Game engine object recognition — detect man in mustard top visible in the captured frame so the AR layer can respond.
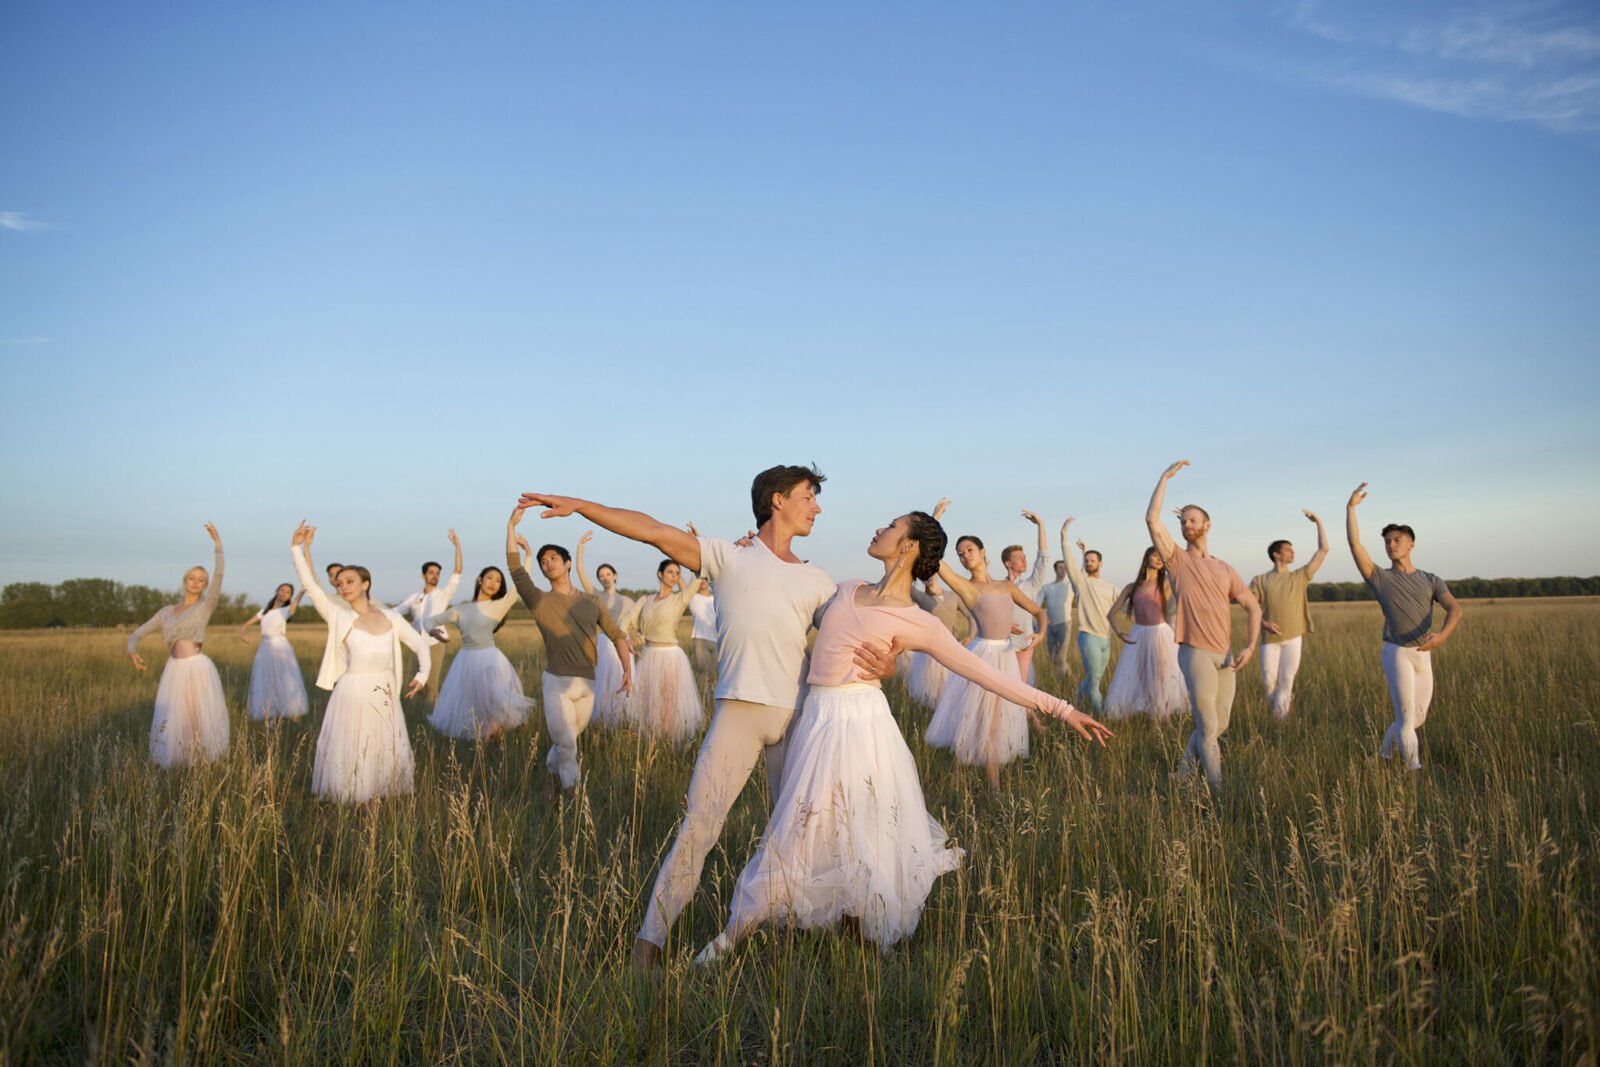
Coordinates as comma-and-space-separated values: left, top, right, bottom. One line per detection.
1249, 510, 1329, 720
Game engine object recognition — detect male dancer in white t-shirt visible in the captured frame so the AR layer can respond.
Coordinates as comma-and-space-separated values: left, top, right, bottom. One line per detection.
688, 577, 717, 684
520, 464, 897, 969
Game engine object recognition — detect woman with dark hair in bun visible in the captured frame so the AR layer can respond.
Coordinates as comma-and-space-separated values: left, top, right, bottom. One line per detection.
425, 565, 532, 741
693, 510, 1111, 965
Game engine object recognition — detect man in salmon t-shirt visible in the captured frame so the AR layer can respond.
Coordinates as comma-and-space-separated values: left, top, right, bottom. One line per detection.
1145, 460, 1263, 789
518, 464, 896, 969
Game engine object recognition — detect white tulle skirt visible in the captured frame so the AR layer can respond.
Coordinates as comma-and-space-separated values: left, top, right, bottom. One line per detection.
150, 653, 230, 768
592, 633, 626, 726
726, 684, 964, 946
247, 635, 308, 720
313, 671, 415, 803
625, 644, 704, 744
906, 651, 949, 710
1104, 622, 1189, 721
925, 637, 1028, 768
428, 647, 533, 739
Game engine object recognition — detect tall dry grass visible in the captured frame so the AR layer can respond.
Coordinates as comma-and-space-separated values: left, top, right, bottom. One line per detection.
0, 599, 1596, 1063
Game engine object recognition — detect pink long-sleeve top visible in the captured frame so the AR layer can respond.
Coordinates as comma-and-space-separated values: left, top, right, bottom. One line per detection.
808, 580, 1074, 718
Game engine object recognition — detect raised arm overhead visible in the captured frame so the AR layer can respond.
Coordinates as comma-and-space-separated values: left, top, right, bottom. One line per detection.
1345, 483, 1377, 579
1146, 461, 1187, 560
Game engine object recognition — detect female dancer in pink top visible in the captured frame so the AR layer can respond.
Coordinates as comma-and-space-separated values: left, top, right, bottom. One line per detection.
1104, 547, 1189, 720
694, 510, 1111, 963
924, 523, 1049, 785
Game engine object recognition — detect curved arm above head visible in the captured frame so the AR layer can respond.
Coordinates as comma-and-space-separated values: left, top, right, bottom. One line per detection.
292, 537, 342, 626
574, 530, 596, 595
1146, 462, 1186, 561
1302, 510, 1330, 578
518, 492, 702, 572
1345, 483, 1377, 580
448, 528, 462, 578
287, 588, 306, 616
201, 534, 225, 610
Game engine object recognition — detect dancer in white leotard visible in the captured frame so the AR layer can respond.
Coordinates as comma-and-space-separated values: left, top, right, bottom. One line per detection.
127, 523, 231, 767
240, 582, 309, 720
291, 522, 430, 804
426, 565, 533, 740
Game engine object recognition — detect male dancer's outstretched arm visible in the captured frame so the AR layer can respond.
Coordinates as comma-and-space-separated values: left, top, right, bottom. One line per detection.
1146, 461, 1188, 560
1345, 483, 1377, 579
520, 493, 701, 572
1303, 510, 1330, 578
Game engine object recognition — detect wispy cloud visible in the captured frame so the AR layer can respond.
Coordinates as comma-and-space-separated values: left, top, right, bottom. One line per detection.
0, 211, 52, 233
1286, 1, 1600, 136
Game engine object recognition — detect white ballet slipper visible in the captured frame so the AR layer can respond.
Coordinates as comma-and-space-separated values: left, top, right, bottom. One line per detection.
693, 932, 735, 968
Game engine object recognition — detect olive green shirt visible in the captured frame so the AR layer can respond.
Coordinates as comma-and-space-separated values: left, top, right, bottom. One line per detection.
1249, 567, 1315, 644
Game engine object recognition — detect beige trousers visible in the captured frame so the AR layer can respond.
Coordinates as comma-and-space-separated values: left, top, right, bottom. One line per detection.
637, 697, 796, 947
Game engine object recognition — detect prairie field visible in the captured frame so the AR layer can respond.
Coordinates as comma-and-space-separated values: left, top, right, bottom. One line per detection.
1, 598, 1597, 1064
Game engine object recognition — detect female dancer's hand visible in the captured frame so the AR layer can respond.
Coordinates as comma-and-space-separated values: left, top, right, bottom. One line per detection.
292, 521, 316, 547
1054, 701, 1113, 746
1027, 630, 1046, 651
578, 530, 593, 547
932, 498, 951, 520
1347, 482, 1368, 508
204, 521, 221, 545
404, 679, 425, 699
1113, 629, 1135, 645
128, 652, 146, 671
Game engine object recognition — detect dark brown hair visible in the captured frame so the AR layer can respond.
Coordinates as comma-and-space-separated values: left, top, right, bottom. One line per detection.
750, 464, 826, 527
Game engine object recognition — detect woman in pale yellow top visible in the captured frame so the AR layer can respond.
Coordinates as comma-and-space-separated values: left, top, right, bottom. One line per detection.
623, 559, 705, 744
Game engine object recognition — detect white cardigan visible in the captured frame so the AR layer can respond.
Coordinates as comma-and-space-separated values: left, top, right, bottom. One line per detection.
292, 545, 430, 695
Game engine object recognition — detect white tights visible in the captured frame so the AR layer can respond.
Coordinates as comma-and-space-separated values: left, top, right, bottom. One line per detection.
1259, 637, 1303, 720
1379, 642, 1434, 770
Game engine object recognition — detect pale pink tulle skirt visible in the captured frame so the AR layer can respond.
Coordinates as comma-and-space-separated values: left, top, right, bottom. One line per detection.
313, 671, 414, 803
727, 683, 964, 946
624, 644, 704, 744
925, 637, 1029, 768
247, 635, 309, 720
428, 647, 533, 739
150, 653, 231, 768
1104, 622, 1189, 721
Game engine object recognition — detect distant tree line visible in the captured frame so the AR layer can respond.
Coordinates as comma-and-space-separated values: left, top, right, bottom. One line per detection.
0, 579, 260, 629
1, 574, 1596, 630
1308, 576, 1600, 602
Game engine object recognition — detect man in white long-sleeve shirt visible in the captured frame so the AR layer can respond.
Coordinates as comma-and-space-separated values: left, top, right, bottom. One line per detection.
688, 578, 718, 685
394, 530, 461, 697
1005, 509, 1052, 684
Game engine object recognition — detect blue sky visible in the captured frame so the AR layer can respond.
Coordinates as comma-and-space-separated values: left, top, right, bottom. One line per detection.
3, 1, 1597, 604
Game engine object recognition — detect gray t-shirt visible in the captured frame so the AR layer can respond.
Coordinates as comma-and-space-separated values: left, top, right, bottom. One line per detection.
1366, 567, 1450, 647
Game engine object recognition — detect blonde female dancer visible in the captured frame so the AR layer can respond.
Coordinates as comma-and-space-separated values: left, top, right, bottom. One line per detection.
240, 583, 309, 720
127, 522, 230, 767
1104, 547, 1188, 720
694, 511, 1111, 963
291, 522, 430, 803
575, 530, 633, 726
925, 507, 1049, 785
426, 563, 532, 740
624, 559, 706, 744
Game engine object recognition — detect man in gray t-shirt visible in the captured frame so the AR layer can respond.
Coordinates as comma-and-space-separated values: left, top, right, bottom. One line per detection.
1347, 483, 1464, 770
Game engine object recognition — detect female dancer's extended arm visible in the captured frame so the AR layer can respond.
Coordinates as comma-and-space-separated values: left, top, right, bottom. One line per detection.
292, 523, 341, 623
240, 610, 263, 642
201, 523, 224, 611
1107, 584, 1136, 644
936, 562, 982, 612
574, 531, 596, 594
1007, 585, 1048, 650
127, 608, 166, 670
908, 617, 1112, 746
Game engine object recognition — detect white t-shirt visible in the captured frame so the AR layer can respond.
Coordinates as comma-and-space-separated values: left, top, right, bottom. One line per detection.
699, 536, 835, 710
689, 593, 718, 642
1010, 552, 1050, 651
1038, 581, 1073, 626
394, 572, 460, 646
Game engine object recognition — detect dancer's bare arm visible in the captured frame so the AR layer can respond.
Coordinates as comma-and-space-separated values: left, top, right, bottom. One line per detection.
519, 493, 700, 571
937, 561, 982, 611
1303, 510, 1330, 579
1345, 483, 1376, 579
1417, 588, 1464, 652
1108, 584, 1136, 644
574, 530, 596, 594
1007, 585, 1049, 650
1232, 586, 1263, 672
1146, 461, 1187, 560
